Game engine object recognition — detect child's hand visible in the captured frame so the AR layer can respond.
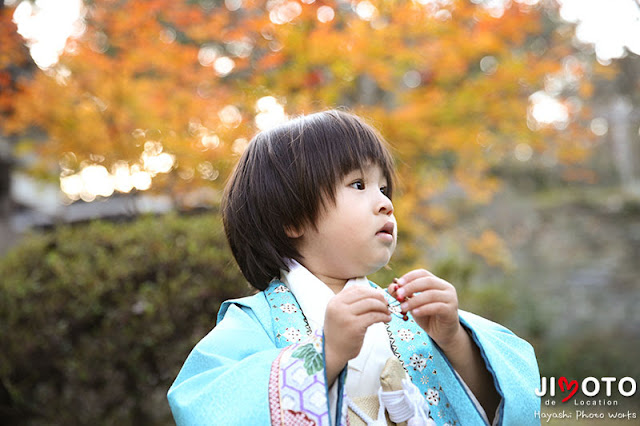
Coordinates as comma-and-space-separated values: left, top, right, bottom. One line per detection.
390, 270, 501, 419
389, 269, 463, 351
323, 286, 392, 385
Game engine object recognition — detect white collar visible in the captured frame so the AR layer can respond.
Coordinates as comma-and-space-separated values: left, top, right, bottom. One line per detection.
279, 259, 370, 332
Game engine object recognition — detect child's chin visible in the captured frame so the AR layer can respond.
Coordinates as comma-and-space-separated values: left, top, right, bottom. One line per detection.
366, 258, 393, 276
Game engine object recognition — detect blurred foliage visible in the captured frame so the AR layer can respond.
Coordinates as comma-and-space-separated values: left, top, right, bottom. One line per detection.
0, 213, 250, 424
0, 5, 32, 122
0, 0, 602, 269
429, 254, 517, 325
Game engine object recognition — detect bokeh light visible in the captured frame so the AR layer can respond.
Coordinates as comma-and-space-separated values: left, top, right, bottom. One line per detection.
528, 91, 569, 130
197, 161, 219, 181
198, 44, 221, 67
226, 39, 253, 58
219, 105, 243, 128
356, 1, 378, 21
514, 143, 533, 162
213, 56, 235, 77
402, 70, 422, 89
112, 161, 134, 193
200, 133, 221, 151
12, 0, 84, 70
232, 138, 250, 155
225, 0, 243, 12
590, 117, 609, 136
317, 6, 335, 23
479, 56, 498, 75
59, 142, 175, 202
269, 1, 303, 25
558, 0, 640, 62
255, 96, 287, 131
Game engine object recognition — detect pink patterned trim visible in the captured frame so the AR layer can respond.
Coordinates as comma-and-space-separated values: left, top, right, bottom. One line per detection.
340, 392, 351, 426
269, 349, 285, 425
283, 410, 316, 425
269, 348, 321, 425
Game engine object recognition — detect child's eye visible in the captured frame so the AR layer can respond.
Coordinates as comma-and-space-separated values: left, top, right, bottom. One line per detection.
350, 180, 365, 190
380, 186, 388, 196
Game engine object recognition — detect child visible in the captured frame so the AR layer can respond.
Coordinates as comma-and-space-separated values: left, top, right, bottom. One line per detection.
167, 110, 540, 425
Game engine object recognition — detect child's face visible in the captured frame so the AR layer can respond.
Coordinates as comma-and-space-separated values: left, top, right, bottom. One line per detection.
294, 162, 396, 282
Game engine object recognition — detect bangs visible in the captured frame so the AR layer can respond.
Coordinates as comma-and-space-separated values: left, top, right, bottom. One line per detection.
297, 110, 395, 206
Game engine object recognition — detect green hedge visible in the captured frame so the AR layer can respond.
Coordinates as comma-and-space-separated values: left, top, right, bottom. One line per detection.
0, 213, 251, 425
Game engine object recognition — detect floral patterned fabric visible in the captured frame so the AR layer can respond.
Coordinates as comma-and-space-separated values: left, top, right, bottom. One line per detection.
265, 282, 339, 426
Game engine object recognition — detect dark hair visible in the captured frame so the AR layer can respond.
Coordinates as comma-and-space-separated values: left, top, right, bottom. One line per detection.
222, 110, 395, 290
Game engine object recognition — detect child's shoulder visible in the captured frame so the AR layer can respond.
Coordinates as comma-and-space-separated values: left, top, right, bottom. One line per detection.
217, 291, 269, 324
216, 280, 290, 324
459, 310, 537, 358
459, 309, 516, 335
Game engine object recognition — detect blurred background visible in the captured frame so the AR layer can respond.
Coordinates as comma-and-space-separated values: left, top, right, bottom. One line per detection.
1, 0, 639, 424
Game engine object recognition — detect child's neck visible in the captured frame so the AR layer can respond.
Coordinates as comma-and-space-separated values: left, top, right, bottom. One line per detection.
294, 260, 350, 294
315, 274, 348, 294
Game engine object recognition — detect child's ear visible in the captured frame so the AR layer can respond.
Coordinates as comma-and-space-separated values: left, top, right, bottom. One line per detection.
284, 225, 304, 239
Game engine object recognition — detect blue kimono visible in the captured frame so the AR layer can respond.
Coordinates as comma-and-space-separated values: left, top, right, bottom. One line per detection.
168, 281, 540, 425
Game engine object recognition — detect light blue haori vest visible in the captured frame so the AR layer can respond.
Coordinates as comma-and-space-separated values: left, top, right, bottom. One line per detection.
167, 279, 541, 426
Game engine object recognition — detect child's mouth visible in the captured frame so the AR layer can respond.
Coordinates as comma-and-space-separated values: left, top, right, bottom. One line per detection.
376, 222, 395, 240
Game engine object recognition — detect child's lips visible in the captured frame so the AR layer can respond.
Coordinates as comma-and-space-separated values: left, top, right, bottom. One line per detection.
377, 221, 395, 236
377, 232, 394, 243
376, 222, 395, 241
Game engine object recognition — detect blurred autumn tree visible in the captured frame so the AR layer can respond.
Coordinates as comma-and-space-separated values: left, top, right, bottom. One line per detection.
0, 2, 33, 253
1, 0, 597, 267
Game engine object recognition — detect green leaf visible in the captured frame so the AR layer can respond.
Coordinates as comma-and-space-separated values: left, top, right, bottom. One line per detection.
306, 352, 323, 376
291, 343, 324, 375
291, 343, 314, 359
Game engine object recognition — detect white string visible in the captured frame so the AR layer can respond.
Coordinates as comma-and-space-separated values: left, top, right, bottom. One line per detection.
346, 380, 436, 426
379, 389, 414, 422
380, 379, 435, 426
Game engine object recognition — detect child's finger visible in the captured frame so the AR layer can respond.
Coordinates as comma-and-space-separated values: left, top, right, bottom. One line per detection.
387, 282, 399, 299
350, 297, 390, 316
397, 269, 435, 286
360, 311, 392, 326
397, 276, 450, 301
401, 289, 453, 312
409, 301, 451, 318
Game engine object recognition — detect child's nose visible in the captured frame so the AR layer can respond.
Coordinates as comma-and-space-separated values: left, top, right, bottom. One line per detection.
378, 195, 393, 215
